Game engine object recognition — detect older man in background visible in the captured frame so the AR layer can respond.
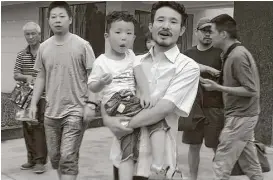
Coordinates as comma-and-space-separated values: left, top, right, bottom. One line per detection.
13, 22, 47, 174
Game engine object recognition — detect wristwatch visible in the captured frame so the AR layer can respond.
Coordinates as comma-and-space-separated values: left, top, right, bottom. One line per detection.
84, 101, 97, 110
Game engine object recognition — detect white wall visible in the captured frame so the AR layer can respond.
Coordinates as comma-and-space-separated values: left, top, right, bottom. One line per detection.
1, 2, 233, 93
1, 3, 41, 93
188, 7, 234, 46
1, 1, 103, 93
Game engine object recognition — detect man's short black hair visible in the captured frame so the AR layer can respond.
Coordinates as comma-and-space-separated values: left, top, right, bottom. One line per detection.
105, 11, 137, 33
47, 1, 72, 18
151, 1, 188, 26
211, 14, 238, 39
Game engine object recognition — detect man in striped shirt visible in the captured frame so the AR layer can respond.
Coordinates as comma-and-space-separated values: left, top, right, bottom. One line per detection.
13, 22, 47, 174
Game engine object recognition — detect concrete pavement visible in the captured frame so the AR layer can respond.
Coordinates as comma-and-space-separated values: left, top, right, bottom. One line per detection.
2, 127, 273, 180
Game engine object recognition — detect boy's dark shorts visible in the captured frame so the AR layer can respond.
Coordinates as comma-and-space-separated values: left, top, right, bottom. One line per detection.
105, 89, 170, 161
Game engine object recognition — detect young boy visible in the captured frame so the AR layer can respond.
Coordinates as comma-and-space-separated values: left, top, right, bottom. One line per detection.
88, 11, 169, 180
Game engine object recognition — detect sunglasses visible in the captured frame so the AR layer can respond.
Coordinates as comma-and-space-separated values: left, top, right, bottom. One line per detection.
197, 28, 212, 34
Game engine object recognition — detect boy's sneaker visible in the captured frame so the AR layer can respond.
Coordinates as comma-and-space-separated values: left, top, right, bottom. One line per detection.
33, 164, 46, 174
149, 164, 170, 180
20, 162, 35, 170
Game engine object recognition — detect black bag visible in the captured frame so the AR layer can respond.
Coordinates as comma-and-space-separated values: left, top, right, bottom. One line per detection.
231, 142, 271, 176
10, 83, 33, 109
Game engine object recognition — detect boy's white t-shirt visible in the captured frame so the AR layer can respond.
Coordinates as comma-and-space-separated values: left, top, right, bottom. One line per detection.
88, 50, 136, 104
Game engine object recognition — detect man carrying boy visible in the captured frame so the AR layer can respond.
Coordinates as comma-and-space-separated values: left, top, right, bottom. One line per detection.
102, 2, 200, 180
88, 11, 170, 180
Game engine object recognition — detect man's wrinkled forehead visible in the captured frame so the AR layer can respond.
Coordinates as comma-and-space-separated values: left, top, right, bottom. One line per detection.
50, 7, 69, 16
154, 7, 182, 22
24, 26, 39, 33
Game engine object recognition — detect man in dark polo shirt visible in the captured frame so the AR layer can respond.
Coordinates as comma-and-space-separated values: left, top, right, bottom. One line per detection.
13, 22, 47, 174
182, 17, 224, 180
202, 14, 262, 180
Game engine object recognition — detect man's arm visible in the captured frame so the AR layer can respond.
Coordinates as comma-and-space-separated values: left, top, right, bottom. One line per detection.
84, 42, 96, 76
201, 79, 257, 97
219, 86, 257, 97
14, 73, 34, 83
101, 104, 133, 139
13, 52, 34, 83
199, 64, 220, 76
30, 48, 45, 108
30, 69, 45, 107
128, 62, 200, 129
184, 50, 220, 76
201, 55, 259, 97
128, 99, 175, 128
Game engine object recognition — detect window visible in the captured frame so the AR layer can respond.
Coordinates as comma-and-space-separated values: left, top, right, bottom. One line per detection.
39, 2, 106, 57
179, 14, 194, 53
134, 10, 151, 55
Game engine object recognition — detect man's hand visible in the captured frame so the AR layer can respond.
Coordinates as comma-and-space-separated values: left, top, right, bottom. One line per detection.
28, 105, 37, 120
83, 105, 96, 123
206, 67, 221, 77
104, 116, 133, 139
200, 78, 220, 91
99, 73, 113, 85
26, 75, 34, 84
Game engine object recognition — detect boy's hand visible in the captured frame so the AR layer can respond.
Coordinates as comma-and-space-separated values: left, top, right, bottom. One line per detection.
140, 94, 155, 109
206, 67, 221, 77
99, 73, 113, 85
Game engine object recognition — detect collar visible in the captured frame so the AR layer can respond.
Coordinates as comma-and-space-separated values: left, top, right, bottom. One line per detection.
23, 45, 31, 54
141, 45, 180, 64
221, 41, 242, 60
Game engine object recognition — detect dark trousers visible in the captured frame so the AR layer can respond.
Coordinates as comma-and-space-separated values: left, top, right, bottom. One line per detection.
23, 98, 47, 164
113, 166, 148, 180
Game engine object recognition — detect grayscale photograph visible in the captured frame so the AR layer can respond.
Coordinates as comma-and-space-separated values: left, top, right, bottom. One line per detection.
1, 1, 273, 180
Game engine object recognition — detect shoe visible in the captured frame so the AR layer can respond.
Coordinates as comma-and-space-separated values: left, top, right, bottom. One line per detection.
171, 169, 184, 180
33, 164, 46, 174
20, 162, 35, 170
